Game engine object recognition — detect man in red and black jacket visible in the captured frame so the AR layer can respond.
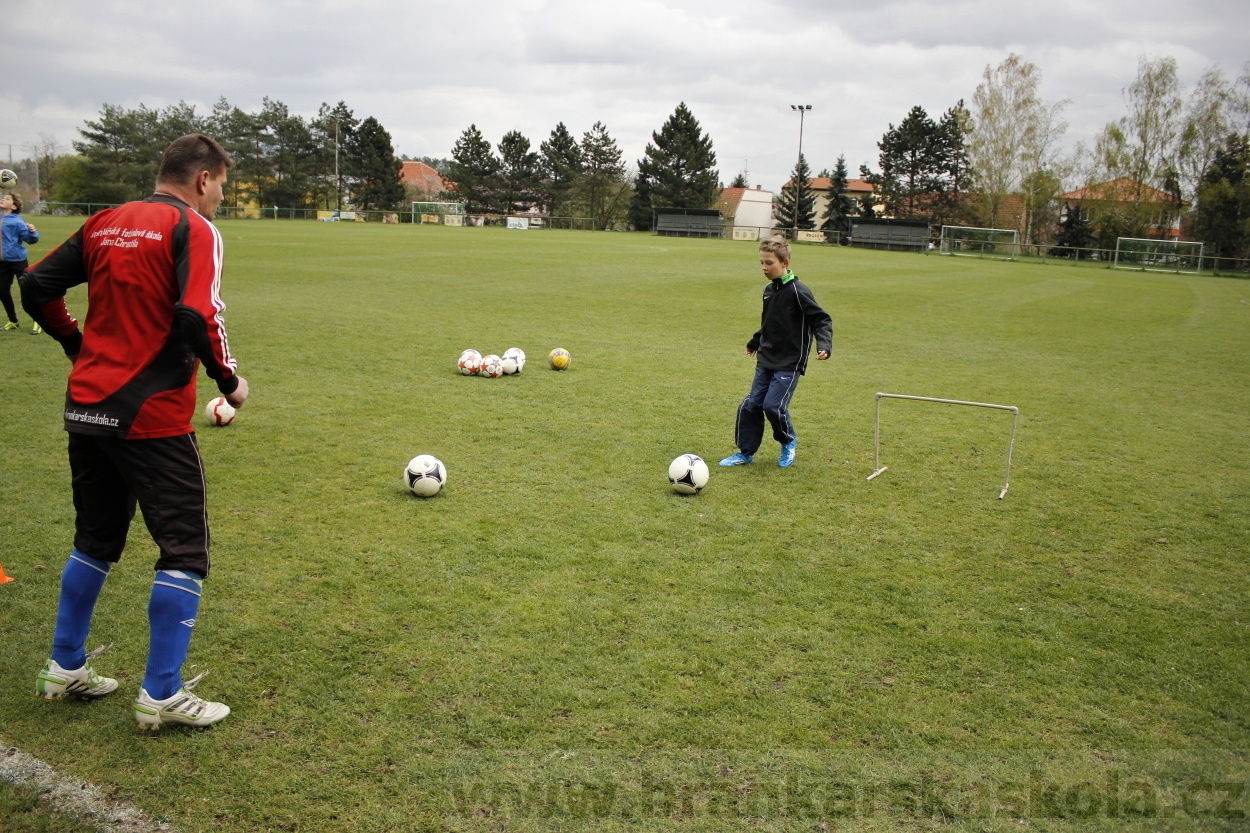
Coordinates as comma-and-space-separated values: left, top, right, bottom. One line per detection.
22, 133, 249, 730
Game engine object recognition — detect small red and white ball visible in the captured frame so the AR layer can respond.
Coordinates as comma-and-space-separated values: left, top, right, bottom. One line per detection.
668, 454, 709, 494
205, 397, 236, 426
480, 354, 504, 378
458, 349, 482, 376
404, 454, 447, 497
501, 347, 526, 375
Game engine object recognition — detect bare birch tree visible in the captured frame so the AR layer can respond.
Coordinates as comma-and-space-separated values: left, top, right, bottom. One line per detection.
969, 54, 1044, 230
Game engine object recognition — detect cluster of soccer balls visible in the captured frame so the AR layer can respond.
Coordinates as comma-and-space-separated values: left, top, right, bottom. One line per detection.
0, 169, 17, 190
458, 347, 526, 378
458, 347, 571, 377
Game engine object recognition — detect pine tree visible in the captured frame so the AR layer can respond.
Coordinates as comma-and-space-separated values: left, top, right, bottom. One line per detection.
496, 130, 540, 214
634, 102, 719, 217
729, 172, 748, 188
575, 122, 629, 231
820, 154, 857, 237
539, 122, 581, 216
774, 153, 816, 235
447, 124, 500, 214
310, 101, 359, 209
627, 171, 654, 230
1051, 203, 1095, 257
860, 105, 944, 219
347, 116, 404, 211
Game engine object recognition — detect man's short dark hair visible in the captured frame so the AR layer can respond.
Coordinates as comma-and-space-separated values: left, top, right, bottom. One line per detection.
157, 134, 231, 185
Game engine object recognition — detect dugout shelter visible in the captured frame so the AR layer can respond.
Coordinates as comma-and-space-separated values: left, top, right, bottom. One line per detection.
653, 208, 724, 238
849, 217, 931, 252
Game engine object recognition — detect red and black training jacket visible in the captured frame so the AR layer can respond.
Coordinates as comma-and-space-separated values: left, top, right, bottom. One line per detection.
21, 194, 239, 440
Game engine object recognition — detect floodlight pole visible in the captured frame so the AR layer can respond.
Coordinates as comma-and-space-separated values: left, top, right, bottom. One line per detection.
334, 119, 340, 211
790, 105, 811, 239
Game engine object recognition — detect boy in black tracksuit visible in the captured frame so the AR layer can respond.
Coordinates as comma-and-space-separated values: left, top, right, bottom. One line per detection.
719, 234, 832, 468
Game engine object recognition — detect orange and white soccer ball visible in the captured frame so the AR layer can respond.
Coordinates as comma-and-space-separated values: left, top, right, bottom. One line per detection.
458, 349, 482, 376
205, 397, 236, 426
480, 354, 504, 378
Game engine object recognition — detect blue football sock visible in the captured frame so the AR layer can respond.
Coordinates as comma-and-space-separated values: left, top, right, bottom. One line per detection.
51, 549, 112, 670
143, 570, 203, 701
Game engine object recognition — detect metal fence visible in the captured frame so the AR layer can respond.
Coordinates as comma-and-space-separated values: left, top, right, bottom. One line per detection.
34, 202, 597, 230
27, 202, 1250, 277
937, 240, 1250, 278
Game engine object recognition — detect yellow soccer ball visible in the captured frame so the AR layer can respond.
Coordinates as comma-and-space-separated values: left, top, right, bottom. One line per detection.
547, 348, 571, 370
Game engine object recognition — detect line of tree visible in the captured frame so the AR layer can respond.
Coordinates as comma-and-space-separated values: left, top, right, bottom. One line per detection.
46, 98, 405, 211
446, 120, 632, 230
445, 103, 721, 231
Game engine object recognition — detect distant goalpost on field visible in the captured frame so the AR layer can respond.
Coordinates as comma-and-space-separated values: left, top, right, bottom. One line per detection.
1113, 237, 1204, 274
411, 201, 466, 226
939, 226, 1020, 261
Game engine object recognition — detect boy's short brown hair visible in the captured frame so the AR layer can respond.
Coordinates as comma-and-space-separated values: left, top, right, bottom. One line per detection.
759, 234, 791, 263
8, 193, 22, 214
156, 133, 232, 185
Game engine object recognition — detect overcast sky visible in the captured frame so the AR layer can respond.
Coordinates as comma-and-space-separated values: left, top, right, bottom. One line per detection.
5, 0, 1248, 192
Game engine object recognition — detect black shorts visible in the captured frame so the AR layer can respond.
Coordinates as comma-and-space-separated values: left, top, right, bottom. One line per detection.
68, 432, 212, 577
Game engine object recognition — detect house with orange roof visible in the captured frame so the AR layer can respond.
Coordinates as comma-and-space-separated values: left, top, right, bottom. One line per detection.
782, 177, 880, 221
400, 161, 448, 199
714, 187, 776, 238
1058, 177, 1187, 239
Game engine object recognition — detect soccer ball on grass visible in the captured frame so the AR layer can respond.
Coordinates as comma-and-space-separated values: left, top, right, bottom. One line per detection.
458, 349, 482, 376
501, 347, 526, 375
547, 348, 571, 370
205, 397, 236, 426
668, 454, 709, 494
479, 354, 504, 378
404, 455, 447, 497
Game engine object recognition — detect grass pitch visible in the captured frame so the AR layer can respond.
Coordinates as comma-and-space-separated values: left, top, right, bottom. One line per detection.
1, 219, 1248, 831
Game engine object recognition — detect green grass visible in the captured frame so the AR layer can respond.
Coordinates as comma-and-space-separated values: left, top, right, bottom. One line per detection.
1, 219, 1248, 831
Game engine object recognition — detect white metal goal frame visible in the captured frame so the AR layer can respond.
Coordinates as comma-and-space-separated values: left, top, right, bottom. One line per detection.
1112, 237, 1204, 275
939, 225, 1021, 261
867, 392, 1019, 499
410, 201, 466, 224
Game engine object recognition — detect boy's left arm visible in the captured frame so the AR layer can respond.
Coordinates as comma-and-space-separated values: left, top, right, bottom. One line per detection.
800, 284, 833, 358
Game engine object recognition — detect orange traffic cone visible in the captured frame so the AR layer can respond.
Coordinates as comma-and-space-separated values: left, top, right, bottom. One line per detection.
0, 562, 14, 584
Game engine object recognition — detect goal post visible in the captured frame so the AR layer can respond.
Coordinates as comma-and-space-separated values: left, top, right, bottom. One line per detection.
867, 393, 1019, 499
939, 226, 1020, 260
410, 201, 466, 225
1113, 237, 1203, 274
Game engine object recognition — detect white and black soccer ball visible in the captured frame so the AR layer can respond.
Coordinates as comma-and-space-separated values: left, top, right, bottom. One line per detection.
480, 354, 504, 378
0, 169, 17, 190
668, 454, 709, 495
501, 347, 526, 375
458, 349, 482, 376
205, 396, 236, 426
404, 454, 447, 497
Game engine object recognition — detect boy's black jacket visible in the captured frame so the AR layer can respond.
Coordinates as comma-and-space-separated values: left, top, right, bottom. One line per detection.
746, 275, 833, 375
